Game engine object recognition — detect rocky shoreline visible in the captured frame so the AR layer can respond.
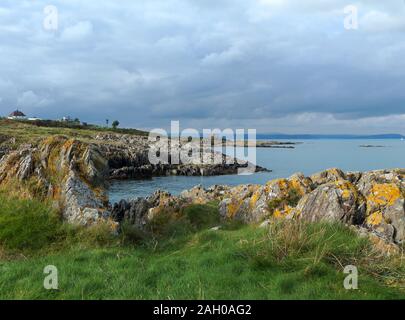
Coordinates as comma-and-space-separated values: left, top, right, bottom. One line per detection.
94, 133, 269, 180
111, 168, 405, 252
0, 131, 404, 252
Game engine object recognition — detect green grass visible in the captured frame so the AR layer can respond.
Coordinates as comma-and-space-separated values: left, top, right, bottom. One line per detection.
0, 195, 63, 251
0, 196, 404, 300
0, 119, 148, 150
0, 193, 119, 257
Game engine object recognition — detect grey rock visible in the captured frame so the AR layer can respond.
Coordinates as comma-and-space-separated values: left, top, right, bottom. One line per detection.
294, 181, 363, 224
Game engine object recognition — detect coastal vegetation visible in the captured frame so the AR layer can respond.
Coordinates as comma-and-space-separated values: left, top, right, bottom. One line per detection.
0, 194, 404, 299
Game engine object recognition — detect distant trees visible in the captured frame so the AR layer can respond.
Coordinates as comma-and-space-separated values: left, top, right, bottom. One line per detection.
112, 120, 120, 129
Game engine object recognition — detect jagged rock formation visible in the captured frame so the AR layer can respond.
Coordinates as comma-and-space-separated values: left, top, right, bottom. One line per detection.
113, 168, 405, 247
0, 136, 113, 226
356, 170, 405, 244
0, 135, 16, 161
294, 180, 365, 225
94, 133, 268, 180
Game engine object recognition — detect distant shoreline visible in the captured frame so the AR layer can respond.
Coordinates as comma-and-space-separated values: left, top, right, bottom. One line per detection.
255, 134, 405, 140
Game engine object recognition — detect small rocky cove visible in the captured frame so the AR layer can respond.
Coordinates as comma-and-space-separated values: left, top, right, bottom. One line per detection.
0, 133, 265, 224
0, 132, 404, 253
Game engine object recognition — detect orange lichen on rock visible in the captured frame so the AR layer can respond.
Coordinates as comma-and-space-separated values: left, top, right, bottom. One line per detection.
249, 188, 262, 209
227, 198, 243, 218
334, 180, 359, 200
273, 205, 294, 219
277, 179, 289, 191
366, 211, 383, 226
367, 183, 401, 207
363, 183, 403, 235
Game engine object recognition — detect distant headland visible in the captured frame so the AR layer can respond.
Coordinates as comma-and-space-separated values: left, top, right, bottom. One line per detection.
256, 133, 405, 140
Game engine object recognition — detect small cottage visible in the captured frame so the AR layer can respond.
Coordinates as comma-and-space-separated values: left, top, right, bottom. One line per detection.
7, 110, 27, 120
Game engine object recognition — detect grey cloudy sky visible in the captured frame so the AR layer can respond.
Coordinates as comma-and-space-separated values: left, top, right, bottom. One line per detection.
0, 0, 404, 133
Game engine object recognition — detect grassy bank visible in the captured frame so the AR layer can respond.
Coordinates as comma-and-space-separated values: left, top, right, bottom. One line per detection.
0, 119, 147, 149
0, 195, 404, 300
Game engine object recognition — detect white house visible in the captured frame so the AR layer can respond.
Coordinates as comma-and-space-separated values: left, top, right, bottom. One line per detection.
7, 110, 27, 120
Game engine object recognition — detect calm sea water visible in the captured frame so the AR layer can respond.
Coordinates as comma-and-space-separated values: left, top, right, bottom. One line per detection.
109, 139, 405, 204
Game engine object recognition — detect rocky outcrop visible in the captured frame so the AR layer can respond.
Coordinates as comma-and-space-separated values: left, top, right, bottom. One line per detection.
310, 168, 347, 186
218, 173, 313, 223
93, 133, 268, 180
294, 180, 365, 224
113, 168, 405, 247
111, 191, 175, 228
0, 135, 17, 161
356, 169, 405, 244
0, 136, 113, 227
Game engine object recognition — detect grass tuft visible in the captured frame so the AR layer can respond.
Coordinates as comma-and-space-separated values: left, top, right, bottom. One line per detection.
0, 194, 62, 251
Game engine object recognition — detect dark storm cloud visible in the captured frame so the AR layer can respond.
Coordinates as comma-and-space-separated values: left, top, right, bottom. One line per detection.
0, 0, 404, 133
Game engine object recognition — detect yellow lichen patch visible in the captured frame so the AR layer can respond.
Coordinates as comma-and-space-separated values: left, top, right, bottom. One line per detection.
273, 208, 283, 219
329, 168, 342, 176
366, 211, 383, 226
263, 183, 271, 195
42, 136, 69, 177
273, 205, 293, 219
334, 180, 358, 200
227, 199, 243, 218
289, 178, 306, 195
342, 189, 351, 198
274, 177, 309, 199
277, 179, 289, 191
367, 183, 401, 207
311, 168, 346, 185
249, 189, 262, 208
62, 138, 76, 151
265, 177, 304, 216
